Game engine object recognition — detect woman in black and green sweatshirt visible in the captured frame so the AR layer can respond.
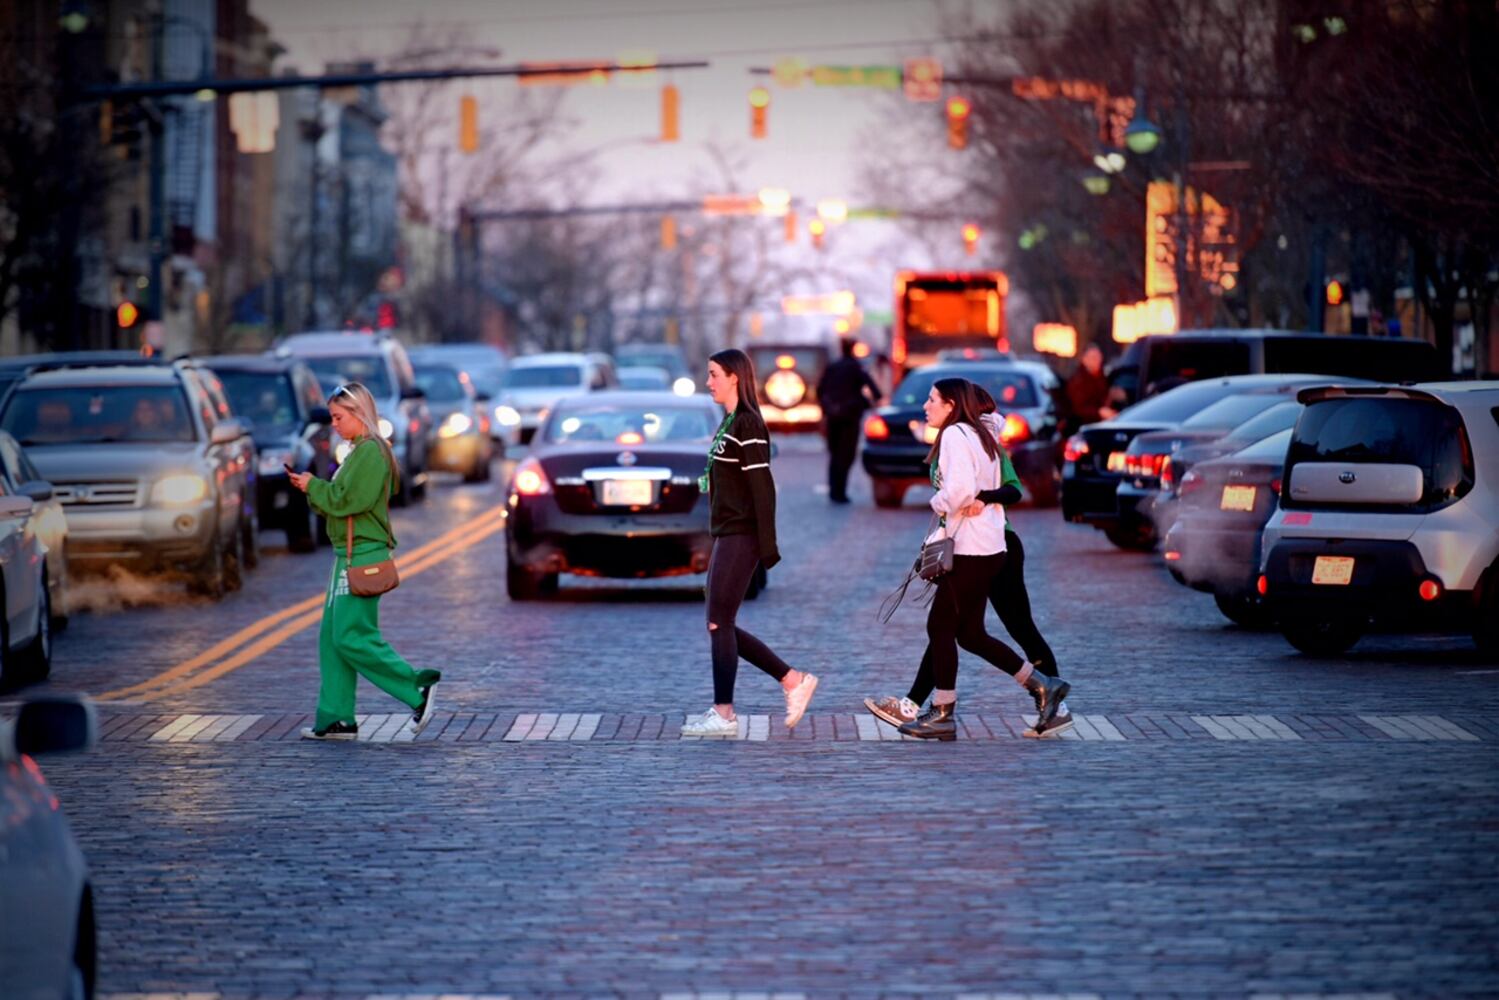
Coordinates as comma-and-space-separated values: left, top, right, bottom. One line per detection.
681, 349, 819, 738
288, 382, 440, 741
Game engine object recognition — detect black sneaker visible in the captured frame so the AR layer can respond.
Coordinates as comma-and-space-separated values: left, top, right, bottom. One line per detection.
300, 721, 358, 741
409, 683, 437, 736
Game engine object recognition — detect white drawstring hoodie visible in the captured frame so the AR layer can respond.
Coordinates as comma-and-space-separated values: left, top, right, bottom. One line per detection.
926, 422, 1007, 556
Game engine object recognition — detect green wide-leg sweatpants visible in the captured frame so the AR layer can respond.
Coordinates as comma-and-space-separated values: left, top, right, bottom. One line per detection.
315, 545, 441, 731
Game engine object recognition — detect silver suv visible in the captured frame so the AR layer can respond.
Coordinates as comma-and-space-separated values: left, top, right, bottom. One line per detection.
1259, 382, 1499, 656
0, 363, 251, 597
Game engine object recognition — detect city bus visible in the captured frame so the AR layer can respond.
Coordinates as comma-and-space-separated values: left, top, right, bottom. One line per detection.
892, 270, 1010, 383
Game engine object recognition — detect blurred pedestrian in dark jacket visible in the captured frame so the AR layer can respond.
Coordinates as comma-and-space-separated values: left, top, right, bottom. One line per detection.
1063, 343, 1117, 433
816, 338, 882, 504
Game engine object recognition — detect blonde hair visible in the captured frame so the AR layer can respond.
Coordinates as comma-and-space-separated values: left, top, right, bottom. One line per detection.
328, 382, 401, 491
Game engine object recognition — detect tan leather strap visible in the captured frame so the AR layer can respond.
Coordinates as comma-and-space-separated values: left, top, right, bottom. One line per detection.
345, 514, 354, 561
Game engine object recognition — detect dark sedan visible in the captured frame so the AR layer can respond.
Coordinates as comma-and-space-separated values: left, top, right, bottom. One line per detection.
861, 361, 1062, 508
203, 355, 335, 552
1162, 428, 1291, 628
1063, 373, 1330, 549
505, 392, 730, 600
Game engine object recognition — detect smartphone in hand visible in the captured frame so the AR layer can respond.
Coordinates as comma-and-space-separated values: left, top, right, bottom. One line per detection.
283, 463, 295, 474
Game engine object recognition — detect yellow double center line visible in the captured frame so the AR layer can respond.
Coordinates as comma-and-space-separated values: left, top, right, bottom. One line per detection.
99, 504, 509, 703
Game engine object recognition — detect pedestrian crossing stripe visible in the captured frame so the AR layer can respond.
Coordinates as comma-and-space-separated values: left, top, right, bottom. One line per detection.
100, 711, 1494, 744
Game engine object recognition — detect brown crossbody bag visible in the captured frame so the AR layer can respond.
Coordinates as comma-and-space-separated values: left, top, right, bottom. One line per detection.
344, 514, 399, 597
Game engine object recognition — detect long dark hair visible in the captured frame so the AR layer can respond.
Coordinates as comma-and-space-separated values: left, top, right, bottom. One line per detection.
925, 377, 1000, 465
708, 348, 764, 420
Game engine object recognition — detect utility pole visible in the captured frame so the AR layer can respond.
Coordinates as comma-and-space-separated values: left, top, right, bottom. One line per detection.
146, 16, 166, 341
302, 111, 324, 328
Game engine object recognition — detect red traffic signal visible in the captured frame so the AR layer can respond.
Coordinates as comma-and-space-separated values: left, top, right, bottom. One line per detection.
962, 223, 980, 255
808, 218, 826, 250
1325, 279, 1344, 306
376, 302, 398, 329
116, 301, 139, 329
947, 96, 971, 149
749, 86, 770, 139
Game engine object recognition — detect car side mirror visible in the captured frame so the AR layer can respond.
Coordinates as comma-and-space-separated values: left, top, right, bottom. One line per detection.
307, 406, 331, 426
2, 696, 96, 762
18, 479, 53, 501
210, 422, 241, 445
0, 494, 34, 519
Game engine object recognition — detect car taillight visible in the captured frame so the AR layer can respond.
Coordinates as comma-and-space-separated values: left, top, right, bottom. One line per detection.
1159, 457, 1175, 491
864, 414, 890, 440
1418, 578, 1442, 602
512, 457, 551, 496
1270, 477, 1282, 496
999, 413, 1030, 446
1063, 434, 1089, 463
1257, 574, 1268, 596
1179, 469, 1205, 496
1125, 453, 1167, 479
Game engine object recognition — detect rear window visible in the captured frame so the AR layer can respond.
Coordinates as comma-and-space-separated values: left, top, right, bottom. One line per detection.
1144, 340, 1251, 393
1264, 337, 1442, 382
505, 365, 583, 388
1180, 393, 1289, 431
414, 365, 468, 402
1216, 400, 1301, 449
2, 385, 196, 445
216, 370, 299, 433
892, 368, 1038, 409
1113, 380, 1247, 424
1284, 397, 1473, 512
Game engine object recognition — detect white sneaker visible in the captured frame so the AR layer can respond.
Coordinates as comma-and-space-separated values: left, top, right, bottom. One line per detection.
681, 708, 739, 738
783, 672, 819, 729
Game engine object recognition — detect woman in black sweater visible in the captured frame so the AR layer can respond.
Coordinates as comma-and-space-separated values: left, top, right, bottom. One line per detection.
682, 348, 819, 738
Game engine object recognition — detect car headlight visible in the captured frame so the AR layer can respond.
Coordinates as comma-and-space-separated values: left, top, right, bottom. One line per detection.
494, 404, 521, 427
152, 473, 208, 505
672, 376, 695, 397
377, 417, 395, 440
764, 370, 806, 409
438, 412, 473, 438
258, 450, 294, 476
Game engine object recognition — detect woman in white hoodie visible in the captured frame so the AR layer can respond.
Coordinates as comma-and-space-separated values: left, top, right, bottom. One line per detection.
898, 378, 1070, 741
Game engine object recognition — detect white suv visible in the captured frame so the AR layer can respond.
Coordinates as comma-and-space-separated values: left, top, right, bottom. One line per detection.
1259, 382, 1499, 656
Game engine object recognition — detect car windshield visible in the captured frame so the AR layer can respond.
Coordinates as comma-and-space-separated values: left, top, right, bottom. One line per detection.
1114, 380, 1254, 424
505, 365, 583, 388
892, 368, 1038, 409
1, 385, 195, 445
1217, 401, 1301, 448
545, 404, 716, 444
216, 371, 299, 433
1181, 393, 1290, 431
304, 355, 394, 398
414, 365, 468, 402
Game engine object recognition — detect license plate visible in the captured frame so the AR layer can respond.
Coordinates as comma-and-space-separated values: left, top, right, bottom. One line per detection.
1219, 484, 1257, 511
1106, 451, 1127, 473
602, 479, 653, 506
1311, 555, 1355, 586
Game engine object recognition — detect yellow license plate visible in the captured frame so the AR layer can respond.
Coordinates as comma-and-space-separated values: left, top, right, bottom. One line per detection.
602, 479, 653, 506
1219, 484, 1257, 512
1311, 555, 1355, 586
1107, 451, 1127, 473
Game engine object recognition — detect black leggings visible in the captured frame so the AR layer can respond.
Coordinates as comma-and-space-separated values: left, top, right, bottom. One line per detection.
707, 533, 792, 704
908, 530, 1057, 704
918, 551, 1025, 694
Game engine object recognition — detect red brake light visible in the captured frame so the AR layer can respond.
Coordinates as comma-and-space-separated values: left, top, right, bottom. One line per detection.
1179, 469, 1204, 496
512, 457, 551, 496
1418, 579, 1442, 602
1160, 456, 1175, 490
1257, 574, 1268, 596
1270, 477, 1282, 496
999, 413, 1030, 446
865, 414, 890, 440
1063, 434, 1089, 463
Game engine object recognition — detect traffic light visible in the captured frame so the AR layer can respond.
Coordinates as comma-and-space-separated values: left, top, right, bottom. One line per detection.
784, 209, 798, 244
749, 86, 770, 140
660, 215, 677, 250
376, 301, 398, 329
962, 223, 980, 256
946, 95, 971, 150
661, 84, 679, 142
808, 218, 826, 250
116, 301, 139, 329
458, 95, 479, 153
1325, 279, 1344, 306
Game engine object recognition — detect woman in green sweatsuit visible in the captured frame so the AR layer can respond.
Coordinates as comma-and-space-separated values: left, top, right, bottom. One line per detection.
289, 382, 440, 740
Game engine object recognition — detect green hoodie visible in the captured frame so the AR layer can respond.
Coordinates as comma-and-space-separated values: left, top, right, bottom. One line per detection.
306, 438, 397, 552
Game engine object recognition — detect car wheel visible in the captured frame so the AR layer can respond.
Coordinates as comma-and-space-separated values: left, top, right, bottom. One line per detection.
745, 563, 767, 600
223, 529, 244, 593
1280, 615, 1364, 657
1025, 470, 1061, 508
506, 560, 542, 601
872, 479, 906, 508
1105, 522, 1158, 551
190, 532, 227, 599
286, 496, 317, 553
1214, 592, 1272, 629
20, 569, 52, 681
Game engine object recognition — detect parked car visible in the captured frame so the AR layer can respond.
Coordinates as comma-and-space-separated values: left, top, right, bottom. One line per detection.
496, 352, 617, 445
1105, 328, 1444, 407
1063, 374, 1335, 550
412, 361, 494, 482
0, 363, 250, 597
614, 342, 695, 395
275, 331, 432, 505
1114, 381, 1344, 544
202, 354, 335, 553
616, 365, 673, 391
862, 360, 1063, 508
0, 695, 97, 999
1162, 428, 1292, 628
504, 391, 750, 600
407, 342, 509, 400
0, 486, 54, 687
1157, 399, 1304, 502
0, 431, 69, 633
1260, 382, 1499, 656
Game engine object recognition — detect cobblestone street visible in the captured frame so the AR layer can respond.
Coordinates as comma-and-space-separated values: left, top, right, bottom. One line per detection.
17, 442, 1499, 998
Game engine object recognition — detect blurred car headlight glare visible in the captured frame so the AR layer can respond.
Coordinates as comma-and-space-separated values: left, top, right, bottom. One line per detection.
495, 404, 521, 427
377, 417, 395, 440
438, 412, 474, 438
672, 376, 696, 397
